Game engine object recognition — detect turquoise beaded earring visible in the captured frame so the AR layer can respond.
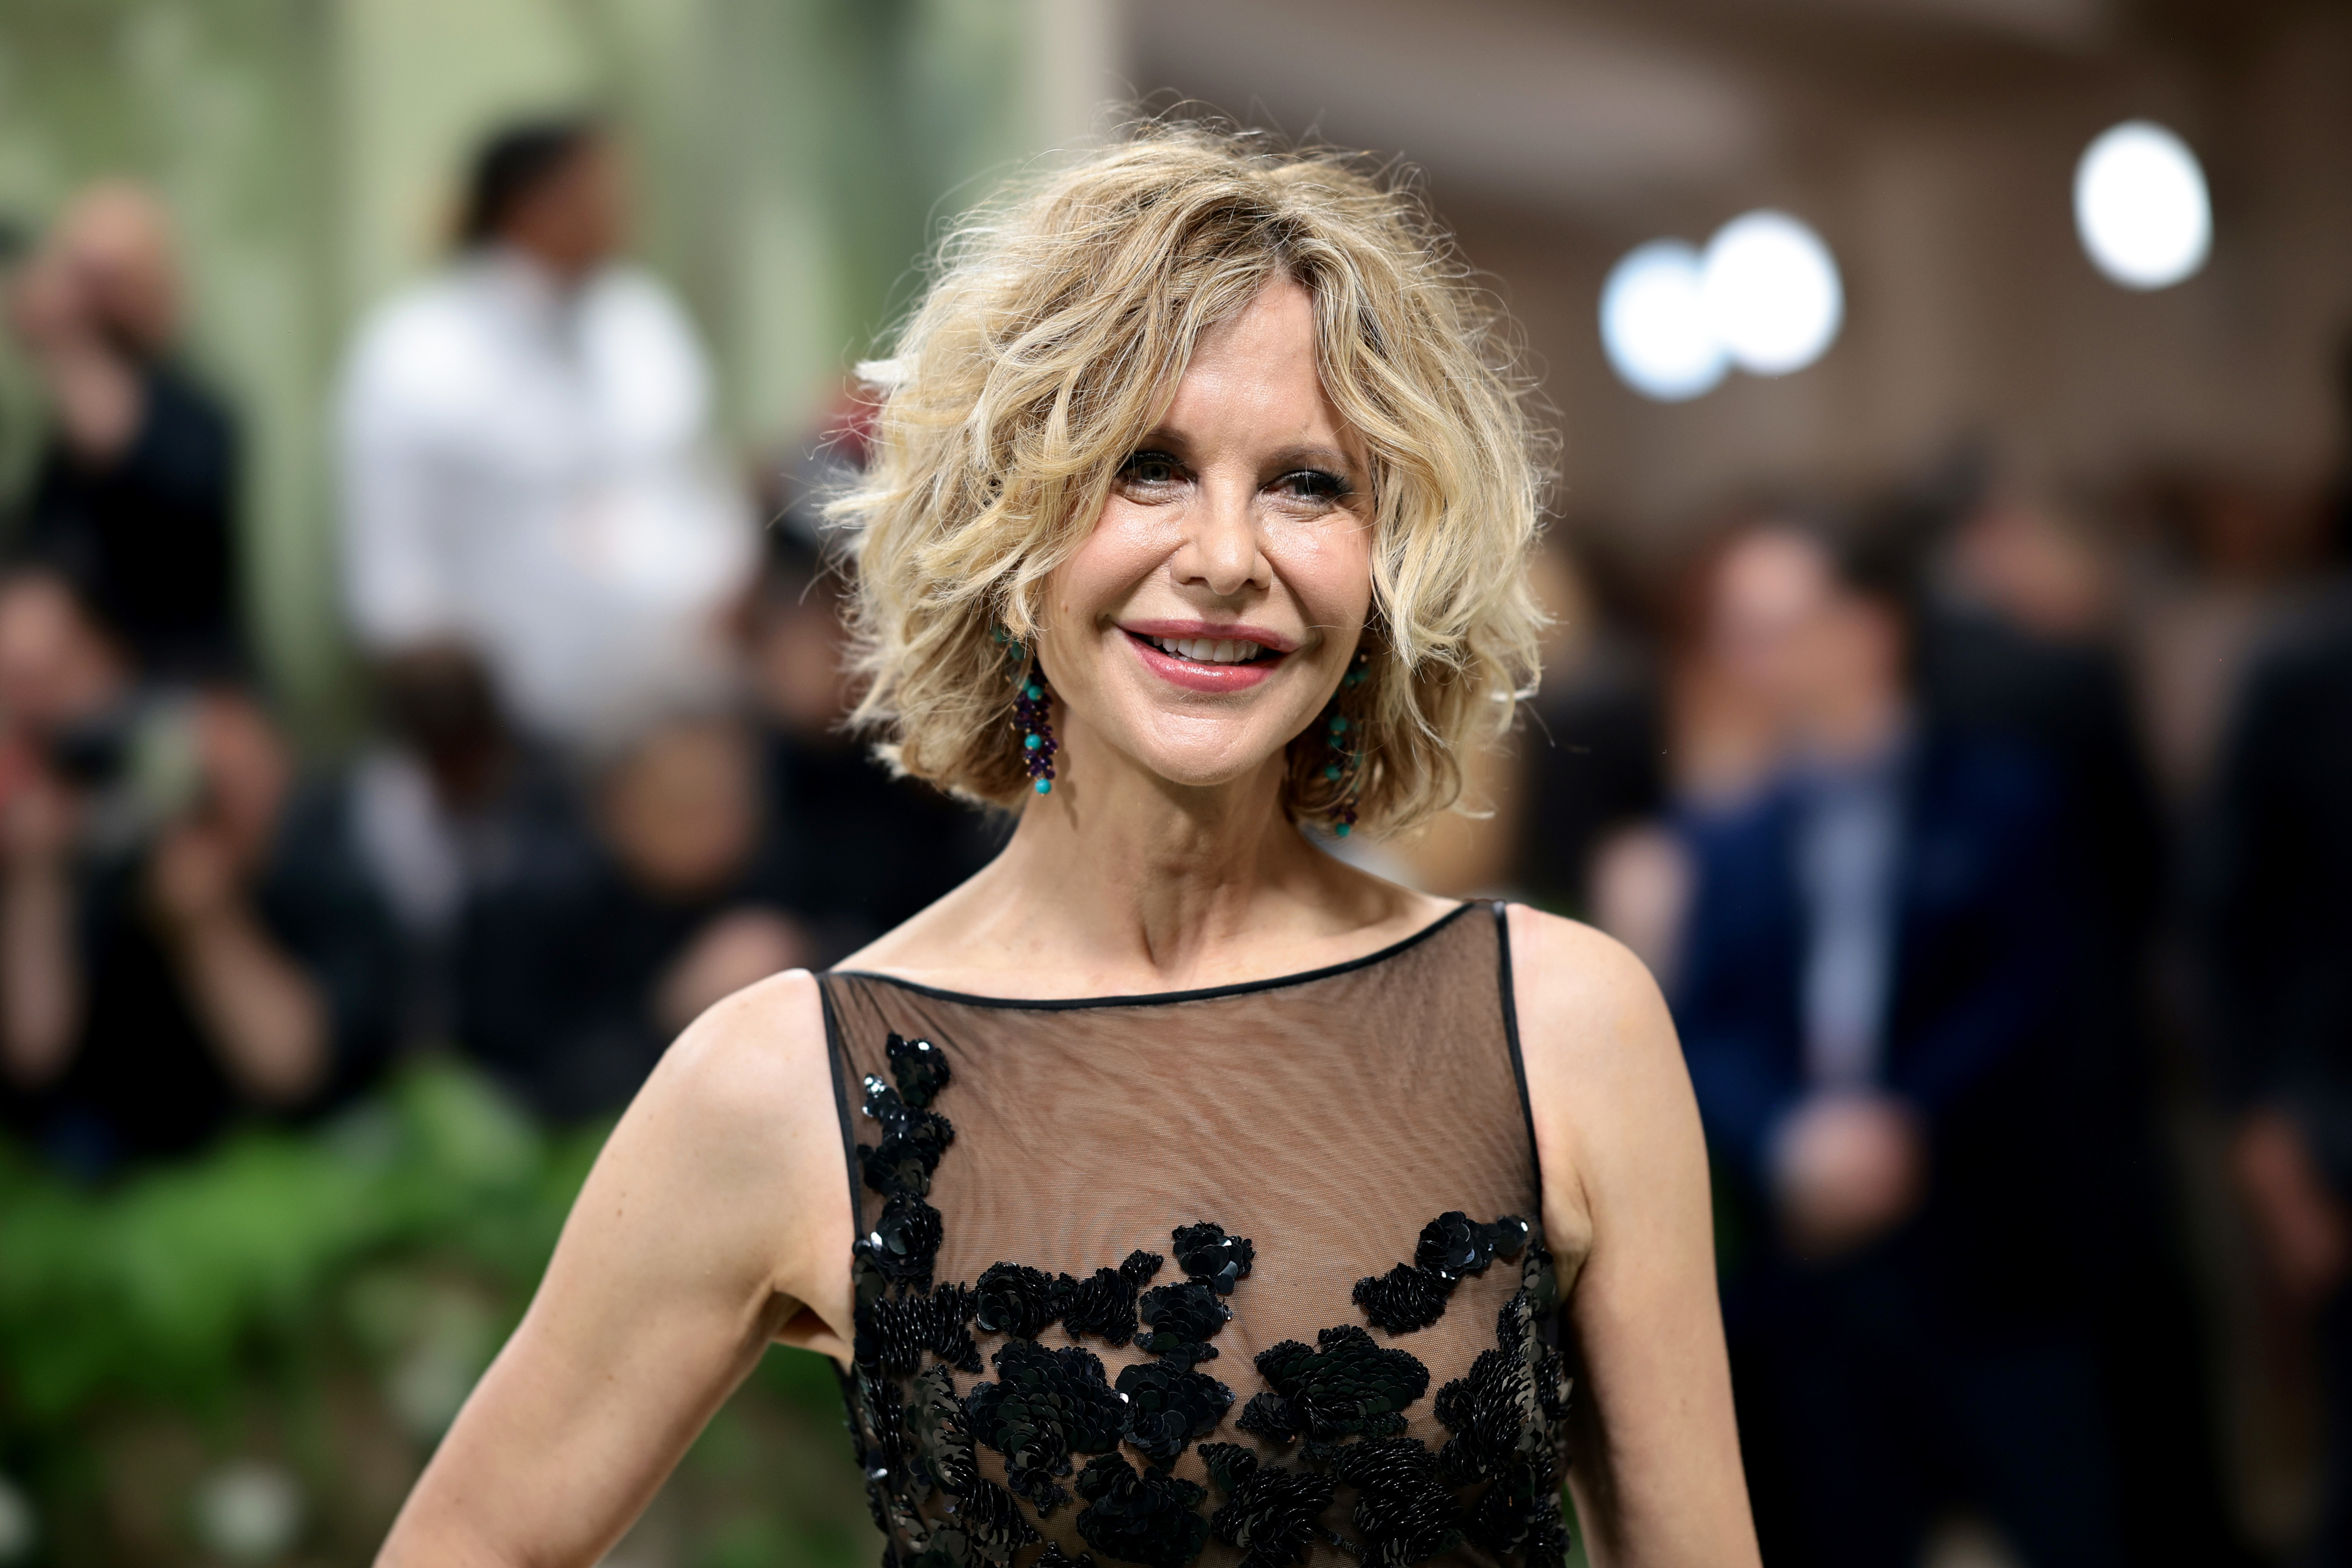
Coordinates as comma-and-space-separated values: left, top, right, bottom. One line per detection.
996, 626, 1058, 795
1319, 651, 1370, 836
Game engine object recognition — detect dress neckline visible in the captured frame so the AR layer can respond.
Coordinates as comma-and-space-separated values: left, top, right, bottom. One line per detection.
827, 900, 1477, 1012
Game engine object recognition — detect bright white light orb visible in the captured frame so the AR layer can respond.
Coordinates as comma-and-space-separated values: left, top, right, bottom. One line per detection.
2074, 120, 2210, 289
1601, 240, 1727, 402
1700, 210, 1843, 376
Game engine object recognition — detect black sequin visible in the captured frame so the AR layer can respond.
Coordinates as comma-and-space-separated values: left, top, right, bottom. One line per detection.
888, 1031, 953, 1108
1138, 1279, 1232, 1365
1058, 1249, 1164, 1345
861, 1135, 940, 1199
1415, 1212, 1525, 1281
1200, 1443, 1340, 1568
964, 1339, 1125, 1513
1073, 1452, 1211, 1568
907, 1365, 977, 1499
860, 1192, 946, 1289
1352, 1264, 1455, 1336
1235, 1390, 1302, 1445
946, 1479, 1039, 1563
973, 1262, 1061, 1339
1171, 1222, 1255, 1295
862, 1074, 956, 1162
1322, 1437, 1465, 1566
1434, 1255, 1576, 1560
1250, 1325, 1432, 1443
1352, 1213, 1530, 1336
856, 1282, 978, 1377
1115, 1359, 1234, 1463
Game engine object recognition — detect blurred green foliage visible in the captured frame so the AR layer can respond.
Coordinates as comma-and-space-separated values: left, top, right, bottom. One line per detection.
0, 1062, 583, 1433
0, 1062, 874, 1566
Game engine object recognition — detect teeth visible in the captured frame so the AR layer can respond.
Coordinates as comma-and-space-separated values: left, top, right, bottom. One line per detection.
1148, 635, 1267, 665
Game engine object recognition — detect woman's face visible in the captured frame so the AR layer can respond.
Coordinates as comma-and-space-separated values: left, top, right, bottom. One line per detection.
1037, 278, 1374, 798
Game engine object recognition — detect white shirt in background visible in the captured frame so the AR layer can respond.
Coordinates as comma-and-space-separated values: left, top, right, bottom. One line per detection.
336, 249, 754, 750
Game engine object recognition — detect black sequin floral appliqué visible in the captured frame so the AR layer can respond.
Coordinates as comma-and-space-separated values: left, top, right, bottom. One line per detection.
1239, 1326, 1432, 1445
1200, 1443, 1341, 1568
1074, 1452, 1211, 1567
1172, 1221, 1255, 1295
840, 1025, 1573, 1567
965, 1339, 1127, 1512
1352, 1212, 1531, 1335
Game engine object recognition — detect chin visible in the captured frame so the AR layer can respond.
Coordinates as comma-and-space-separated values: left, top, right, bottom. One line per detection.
1118, 725, 1291, 794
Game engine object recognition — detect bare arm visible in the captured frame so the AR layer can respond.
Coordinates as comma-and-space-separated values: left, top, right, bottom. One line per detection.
377, 969, 850, 1568
1508, 905, 1759, 1568
0, 838, 80, 1087
147, 824, 329, 1105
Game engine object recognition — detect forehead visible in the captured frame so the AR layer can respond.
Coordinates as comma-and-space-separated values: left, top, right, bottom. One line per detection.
1155, 278, 1345, 439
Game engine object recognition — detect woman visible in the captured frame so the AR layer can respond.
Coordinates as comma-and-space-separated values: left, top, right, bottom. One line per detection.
379, 125, 1757, 1568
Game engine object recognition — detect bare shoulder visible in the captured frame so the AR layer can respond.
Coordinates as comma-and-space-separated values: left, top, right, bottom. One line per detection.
1501, 905, 1700, 1266
1503, 904, 1678, 1072
585, 968, 850, 1315
634, 967, 835, 1151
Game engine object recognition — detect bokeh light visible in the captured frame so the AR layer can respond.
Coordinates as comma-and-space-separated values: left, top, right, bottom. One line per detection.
1700, 210, 1845, 376
2074, 119, 2211, 289
1601, 239, 1729, 402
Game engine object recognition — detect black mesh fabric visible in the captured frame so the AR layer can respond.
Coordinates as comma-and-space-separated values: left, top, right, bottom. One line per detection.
818, 901, 1575, 1567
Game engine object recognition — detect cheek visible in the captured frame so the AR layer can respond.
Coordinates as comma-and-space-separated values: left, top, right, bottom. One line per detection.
1044, 501, 1172, 627
1268, 515, 1375, 631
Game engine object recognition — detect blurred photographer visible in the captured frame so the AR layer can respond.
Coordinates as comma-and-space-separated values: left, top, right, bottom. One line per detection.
0, 573, 396, 1178
455, 710, 807, 1123
6, 182, 242, 678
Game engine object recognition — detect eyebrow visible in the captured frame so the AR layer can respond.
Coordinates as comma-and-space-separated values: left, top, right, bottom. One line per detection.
1267, 444, 1361, 479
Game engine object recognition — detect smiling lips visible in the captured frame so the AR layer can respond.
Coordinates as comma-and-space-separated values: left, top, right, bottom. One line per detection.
1121, 624, 1294, 693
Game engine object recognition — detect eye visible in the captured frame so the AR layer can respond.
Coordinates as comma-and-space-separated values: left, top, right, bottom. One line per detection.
1272, 468, 1351, 504
1117, 450, 1185, 489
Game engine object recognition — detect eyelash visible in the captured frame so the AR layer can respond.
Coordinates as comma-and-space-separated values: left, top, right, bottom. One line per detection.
1117, 451, 1351, 503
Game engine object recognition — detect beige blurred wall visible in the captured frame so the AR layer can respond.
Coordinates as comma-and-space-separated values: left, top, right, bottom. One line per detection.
0, 0, 1124, 730
1128, 0, 2352, 547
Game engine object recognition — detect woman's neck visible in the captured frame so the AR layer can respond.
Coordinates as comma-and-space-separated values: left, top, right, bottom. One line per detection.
847, 720, 1442, 997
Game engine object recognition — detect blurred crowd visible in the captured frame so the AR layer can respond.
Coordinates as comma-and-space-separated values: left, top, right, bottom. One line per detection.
1473, 414, 2352, 1562
2, 111, 2350, 1568
0, 118, 995, 1181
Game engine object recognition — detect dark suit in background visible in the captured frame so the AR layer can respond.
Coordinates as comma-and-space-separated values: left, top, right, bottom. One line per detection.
2203, 593, 2352, 1568
1922, 606, 2247, 1568
21, 360, 244, 679
1674, 727, 2122, 1568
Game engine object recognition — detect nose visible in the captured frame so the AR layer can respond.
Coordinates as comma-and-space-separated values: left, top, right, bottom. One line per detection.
1172, 476, 1271, 599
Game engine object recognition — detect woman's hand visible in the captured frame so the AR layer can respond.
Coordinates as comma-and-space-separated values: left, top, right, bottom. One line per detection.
1510, 906, 1762, 1568
376, 970, 851, 1568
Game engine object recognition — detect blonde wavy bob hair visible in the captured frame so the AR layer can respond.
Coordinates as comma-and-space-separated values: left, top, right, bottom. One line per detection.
831, 121, 1549, 838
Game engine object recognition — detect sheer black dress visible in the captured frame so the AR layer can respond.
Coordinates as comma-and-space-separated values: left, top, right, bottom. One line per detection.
819, 901, 1574, 1567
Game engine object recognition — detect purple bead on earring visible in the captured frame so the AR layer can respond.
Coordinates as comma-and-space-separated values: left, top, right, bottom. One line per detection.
998, 627, 1058, 795
1015, 673, 1057, 795
1320, 652, 1369, 835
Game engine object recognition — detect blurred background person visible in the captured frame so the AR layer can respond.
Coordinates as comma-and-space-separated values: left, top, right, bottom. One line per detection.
335, 114, 754, 759
0, 570, 399, 1180
452, 708, 804, 1124
5, 182, 243, 680
1901, 469, 2250, 1566
332, 115, 756, 1053
1671, 517, 2119, 1568
2202, 555, 2352, 1568
742, 469, 1000, 965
